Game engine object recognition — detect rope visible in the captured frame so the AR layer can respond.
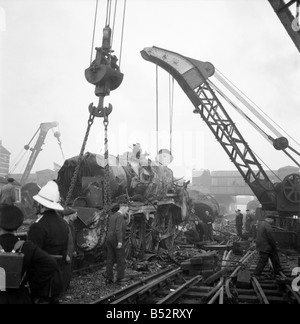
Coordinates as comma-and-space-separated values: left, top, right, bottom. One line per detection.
169, 74, 174, 155
210, 80, 300, 169
156, 65, 159, 153
51, 128, 65, 162
90, 0, 99, 65
9, 147, 27, 174
57, 125, 65, 161
209, 80, 272, 144
28, 127, 40, 146
105, 0, 112, 26
110, 0, 118, 50
251, 149, 283, 183
215, 68, 300, 148
214, 70, 282, 138
9, 150, 29, 175
118, 0, 127, 69
19, 150, 31, 177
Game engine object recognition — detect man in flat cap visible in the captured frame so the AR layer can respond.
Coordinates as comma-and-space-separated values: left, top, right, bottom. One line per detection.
254, 214, 282, 278
0, 178, 16, 205
235, 209, 243, 238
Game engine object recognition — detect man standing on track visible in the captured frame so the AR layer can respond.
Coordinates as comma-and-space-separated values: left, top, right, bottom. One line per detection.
254, 215, 282, 278
235, 209, 243, 238
105, 204, 129, 284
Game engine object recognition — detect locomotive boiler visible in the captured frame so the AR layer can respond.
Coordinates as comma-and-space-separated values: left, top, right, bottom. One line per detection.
56, 147, 190, 261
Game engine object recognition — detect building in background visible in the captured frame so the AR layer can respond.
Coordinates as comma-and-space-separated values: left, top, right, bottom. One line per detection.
192, 166, 300, 215
11, 169, 58, 188
0, 140, 11, 177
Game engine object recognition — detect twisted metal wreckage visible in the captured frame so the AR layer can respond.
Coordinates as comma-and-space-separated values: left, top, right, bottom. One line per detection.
55, 1, 216, 264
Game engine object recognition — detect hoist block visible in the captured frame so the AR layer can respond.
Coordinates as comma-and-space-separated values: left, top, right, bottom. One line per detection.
85, 64, 124, 91
88, 102, 112, 118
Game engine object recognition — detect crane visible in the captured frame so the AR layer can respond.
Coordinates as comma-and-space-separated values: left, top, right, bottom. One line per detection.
268, 0, 300, 52
141, 46, 300, 217
20, 122, 61, 186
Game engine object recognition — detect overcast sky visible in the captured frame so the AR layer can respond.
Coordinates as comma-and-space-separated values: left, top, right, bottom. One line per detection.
1, 0, 300, 180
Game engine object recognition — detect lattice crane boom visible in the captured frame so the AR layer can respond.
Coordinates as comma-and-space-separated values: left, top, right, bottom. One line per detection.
141, 46, 300, 215
268, 0, 300, 52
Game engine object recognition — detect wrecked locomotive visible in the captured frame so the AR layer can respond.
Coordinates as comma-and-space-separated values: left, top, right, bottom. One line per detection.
56, 146, 191, 263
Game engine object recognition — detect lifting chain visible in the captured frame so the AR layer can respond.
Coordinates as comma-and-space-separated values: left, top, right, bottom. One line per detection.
65, 113, 95, 206
103, 114, 111, 214
101, 113, 112, 240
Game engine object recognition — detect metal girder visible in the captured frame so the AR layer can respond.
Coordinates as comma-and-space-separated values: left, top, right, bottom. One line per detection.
268, 0, 300, 52
141, 47, 277, 210
20, 122, 59, 186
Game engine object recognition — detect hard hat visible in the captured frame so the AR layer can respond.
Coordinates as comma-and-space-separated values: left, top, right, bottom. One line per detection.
33, 180, 63, 211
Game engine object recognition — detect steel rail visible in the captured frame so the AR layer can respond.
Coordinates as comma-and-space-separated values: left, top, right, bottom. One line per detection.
225, 249, 256, 300
251, 276, 270, 304
91, 266, 176, 304
156, 275, 203, 304
109, 267, 182, 304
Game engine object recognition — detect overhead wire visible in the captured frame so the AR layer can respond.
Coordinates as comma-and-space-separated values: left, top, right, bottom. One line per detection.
169, 74, 174, 155
105, 0, 112, 26
251, 149, 283, 183
11, 149, 31, 176
209, 80, 273, 145
156, 65, 159, 153
210, 88, 279, 179
211, 79, 300, 169
89, 0, 99, 65
9, 150, 29, 175
212, 70, 300, 168
51, 127, 65, 162
118, 0, 127, 69
9, 147, 27, 174
110, 0, 118, 50
9, 125, 41, 174
215, 68, 300, 148
214, 70, 282, 138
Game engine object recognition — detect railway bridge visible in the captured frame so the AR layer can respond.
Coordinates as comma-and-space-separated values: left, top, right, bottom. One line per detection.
192, 166, 300, 214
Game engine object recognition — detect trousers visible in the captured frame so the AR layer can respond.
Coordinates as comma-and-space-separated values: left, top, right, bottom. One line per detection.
106, 240, 125, 281
254, 251, 281, 276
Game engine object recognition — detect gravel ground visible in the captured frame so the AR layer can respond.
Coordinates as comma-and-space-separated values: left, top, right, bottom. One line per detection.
59, 246, 206, 304
59, 262, 168, 304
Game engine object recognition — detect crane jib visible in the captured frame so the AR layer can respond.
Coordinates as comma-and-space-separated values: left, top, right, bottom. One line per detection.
140, 46, 300, 213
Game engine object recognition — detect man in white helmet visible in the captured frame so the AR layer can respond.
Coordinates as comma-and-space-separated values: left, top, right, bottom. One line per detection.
27, 180, 69, 303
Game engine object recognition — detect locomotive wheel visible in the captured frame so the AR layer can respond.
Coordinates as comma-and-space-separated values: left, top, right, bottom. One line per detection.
282, 173, 300, 204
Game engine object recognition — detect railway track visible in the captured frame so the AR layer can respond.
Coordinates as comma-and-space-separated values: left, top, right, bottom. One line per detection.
92, 246, 300, 305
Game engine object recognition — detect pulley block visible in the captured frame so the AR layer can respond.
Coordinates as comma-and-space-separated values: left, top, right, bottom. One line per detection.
273, 137, 289, 150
